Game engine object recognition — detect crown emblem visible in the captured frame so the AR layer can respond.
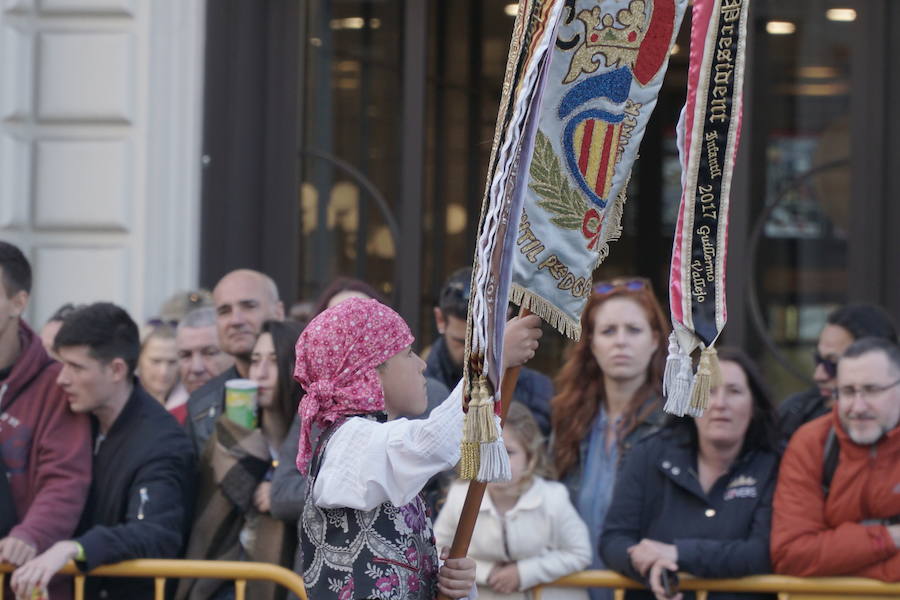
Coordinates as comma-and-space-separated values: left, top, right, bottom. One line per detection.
563, 0, 650, 84
727, 475, 757, 489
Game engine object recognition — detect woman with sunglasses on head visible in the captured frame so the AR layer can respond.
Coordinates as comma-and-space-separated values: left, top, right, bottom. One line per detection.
600, 348, 780, 600
551, 277, 669, 600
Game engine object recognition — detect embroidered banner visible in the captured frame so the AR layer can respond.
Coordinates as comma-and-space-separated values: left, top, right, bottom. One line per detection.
510, 0, 689, 340
664, 0, 749, 417
461, 0, 565, 481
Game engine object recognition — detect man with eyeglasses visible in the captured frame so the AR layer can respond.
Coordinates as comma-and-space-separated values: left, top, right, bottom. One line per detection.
779, 304, 897, 442
772, 337, 900, 581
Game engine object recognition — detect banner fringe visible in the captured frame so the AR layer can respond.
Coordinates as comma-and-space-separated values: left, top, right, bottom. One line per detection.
510, 284, 582, 340
593, 174, 630, 269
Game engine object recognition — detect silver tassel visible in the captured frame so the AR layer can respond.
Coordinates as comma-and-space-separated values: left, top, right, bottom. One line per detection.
476, 416, 511, 482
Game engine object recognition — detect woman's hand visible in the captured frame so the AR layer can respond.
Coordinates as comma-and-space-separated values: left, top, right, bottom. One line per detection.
438, 547, 477, 599
627, 539, 678, 577
253, 481, 272, 513
502, 314, 543, 368
487, 562, 521, 594
648, 558, 682, 600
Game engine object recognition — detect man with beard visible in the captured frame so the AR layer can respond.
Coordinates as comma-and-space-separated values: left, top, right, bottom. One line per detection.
779, 304, 897, 442
773, 337, 900, 580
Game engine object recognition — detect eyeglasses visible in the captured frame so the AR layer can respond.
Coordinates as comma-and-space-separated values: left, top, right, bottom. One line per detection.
836, 378, 900, 402
593, 278, 650, 296
813, 351, 838, 379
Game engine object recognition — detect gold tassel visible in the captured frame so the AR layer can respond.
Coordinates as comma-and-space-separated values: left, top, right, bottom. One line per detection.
459, 442, 480, 480
460, 376, 497, 480
707, 345, 723, 388
463, 376, 497, 443
689, 346, 716, 416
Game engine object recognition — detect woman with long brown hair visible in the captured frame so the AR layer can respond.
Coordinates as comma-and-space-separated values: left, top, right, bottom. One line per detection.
552, 278, 669, 599
177, 319, 304, 600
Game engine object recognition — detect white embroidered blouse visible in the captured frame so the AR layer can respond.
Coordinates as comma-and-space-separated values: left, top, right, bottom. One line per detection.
312, 381, 464, 510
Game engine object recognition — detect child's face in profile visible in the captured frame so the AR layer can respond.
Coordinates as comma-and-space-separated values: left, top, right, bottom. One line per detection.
379, 345, 428, 419
489, 429, 530, 493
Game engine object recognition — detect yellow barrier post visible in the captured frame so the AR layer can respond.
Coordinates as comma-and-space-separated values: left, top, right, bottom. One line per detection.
154, 576, 166, 600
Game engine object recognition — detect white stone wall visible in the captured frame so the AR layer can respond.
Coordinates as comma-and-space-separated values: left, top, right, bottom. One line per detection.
0, 0, 205, 327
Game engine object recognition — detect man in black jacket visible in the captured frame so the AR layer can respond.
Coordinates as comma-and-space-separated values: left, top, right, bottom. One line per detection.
11, 303, 195, 599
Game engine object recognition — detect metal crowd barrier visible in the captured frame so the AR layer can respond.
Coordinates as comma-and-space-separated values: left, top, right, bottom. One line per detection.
5, 563, 900, 600
0, 559, 308, 600
533, 569, 900, 600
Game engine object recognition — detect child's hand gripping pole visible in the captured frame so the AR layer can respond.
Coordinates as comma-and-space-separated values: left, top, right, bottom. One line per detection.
437, 308, 534, 600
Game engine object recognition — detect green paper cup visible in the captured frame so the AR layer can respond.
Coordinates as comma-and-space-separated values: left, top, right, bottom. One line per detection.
225, 379, 258, 429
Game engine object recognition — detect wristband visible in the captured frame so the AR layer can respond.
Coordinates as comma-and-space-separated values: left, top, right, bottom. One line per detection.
73, 541, 86, 562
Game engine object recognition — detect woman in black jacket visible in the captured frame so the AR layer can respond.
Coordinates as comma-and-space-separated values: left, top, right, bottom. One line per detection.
600, 348, 780, 600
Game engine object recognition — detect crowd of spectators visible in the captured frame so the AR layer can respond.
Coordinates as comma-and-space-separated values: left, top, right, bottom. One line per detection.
2, 237, 900, 600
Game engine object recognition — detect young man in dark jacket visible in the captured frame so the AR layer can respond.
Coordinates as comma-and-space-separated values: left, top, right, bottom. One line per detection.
11, 302, 195, 599
427, 267, 554, 434
0, 242, 92, 600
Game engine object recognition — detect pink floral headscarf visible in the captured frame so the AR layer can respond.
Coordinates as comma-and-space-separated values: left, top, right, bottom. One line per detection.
294, 297, 414, 474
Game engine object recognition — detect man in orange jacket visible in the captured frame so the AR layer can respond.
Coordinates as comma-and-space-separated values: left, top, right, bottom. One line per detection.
772, 337, 900, 580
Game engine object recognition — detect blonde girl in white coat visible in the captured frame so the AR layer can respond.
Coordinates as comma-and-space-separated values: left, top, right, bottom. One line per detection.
435, 402, 591, 600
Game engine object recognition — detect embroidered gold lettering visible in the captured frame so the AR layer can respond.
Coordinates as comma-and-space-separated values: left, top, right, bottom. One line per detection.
704, 132, 722, 180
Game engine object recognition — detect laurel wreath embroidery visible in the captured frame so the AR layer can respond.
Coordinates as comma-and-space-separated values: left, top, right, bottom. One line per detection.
528, 130, 591, 230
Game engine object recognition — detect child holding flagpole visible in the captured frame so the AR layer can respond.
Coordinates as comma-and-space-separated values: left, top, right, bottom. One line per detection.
294, 297, 542, 600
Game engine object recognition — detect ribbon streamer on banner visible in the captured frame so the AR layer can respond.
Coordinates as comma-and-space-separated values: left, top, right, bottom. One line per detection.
664, 0, 749, 417
509, 0, 688, 341
460, 0, 565, 482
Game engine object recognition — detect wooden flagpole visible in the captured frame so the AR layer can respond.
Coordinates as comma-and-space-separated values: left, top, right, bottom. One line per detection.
437, 307, 532, 600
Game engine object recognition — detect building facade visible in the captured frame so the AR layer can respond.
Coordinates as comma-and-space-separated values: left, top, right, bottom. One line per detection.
0, 0, 205, 326
2, 0, 898, 397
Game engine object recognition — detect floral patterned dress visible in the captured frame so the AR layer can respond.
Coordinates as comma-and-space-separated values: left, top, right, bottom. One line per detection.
301, 416, 440, 600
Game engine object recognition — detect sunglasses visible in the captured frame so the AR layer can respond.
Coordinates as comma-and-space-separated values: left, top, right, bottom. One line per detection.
147, 318, 179, 329
593, 278, 651, 296
813, 351, 838, 379
443, 278, 472, 302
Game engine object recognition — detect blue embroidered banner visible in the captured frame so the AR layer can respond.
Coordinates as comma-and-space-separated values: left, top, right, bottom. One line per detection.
509, 0, 688, 340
